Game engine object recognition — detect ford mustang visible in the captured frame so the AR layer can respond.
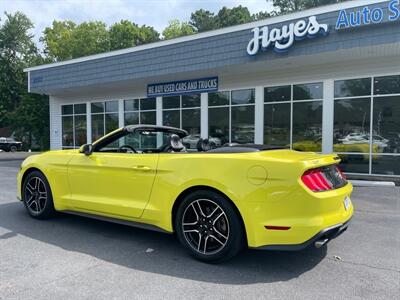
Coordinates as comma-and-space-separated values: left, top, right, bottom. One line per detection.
17, 125, 353, 262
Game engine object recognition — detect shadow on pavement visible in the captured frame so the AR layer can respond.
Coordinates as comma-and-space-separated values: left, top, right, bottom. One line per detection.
0, 201, 327, 285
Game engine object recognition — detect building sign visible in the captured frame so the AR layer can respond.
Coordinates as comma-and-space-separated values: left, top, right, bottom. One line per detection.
247, 16, 329, 56
336, 0, 400, 30
147, 76, 218, 97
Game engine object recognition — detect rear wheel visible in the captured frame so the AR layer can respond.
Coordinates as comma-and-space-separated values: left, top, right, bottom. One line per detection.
22, 171, 55, 219
10, 146, 17, 152
175, 190, 245, 263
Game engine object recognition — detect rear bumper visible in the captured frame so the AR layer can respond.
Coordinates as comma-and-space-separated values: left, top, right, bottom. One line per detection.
253, 219, 351, 251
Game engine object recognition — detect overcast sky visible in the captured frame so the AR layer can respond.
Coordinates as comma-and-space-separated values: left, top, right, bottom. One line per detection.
1, 0, 274, 48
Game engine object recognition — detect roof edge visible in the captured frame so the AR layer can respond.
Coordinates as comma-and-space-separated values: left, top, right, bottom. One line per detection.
24, 0, 387, 72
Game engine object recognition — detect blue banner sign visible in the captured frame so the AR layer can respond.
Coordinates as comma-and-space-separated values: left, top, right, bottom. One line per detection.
336, 0, 400, 30
147, 77, 218, 97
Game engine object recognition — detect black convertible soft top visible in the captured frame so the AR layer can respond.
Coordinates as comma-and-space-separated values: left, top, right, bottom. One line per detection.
207, 144, 288, 153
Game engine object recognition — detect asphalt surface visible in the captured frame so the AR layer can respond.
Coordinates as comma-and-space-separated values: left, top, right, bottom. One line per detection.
0, 160, 399, 300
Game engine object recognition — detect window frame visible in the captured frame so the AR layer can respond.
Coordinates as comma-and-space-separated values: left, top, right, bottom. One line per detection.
61, 103, 87, 149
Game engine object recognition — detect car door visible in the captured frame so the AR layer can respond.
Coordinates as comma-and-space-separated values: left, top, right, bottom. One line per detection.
67, 151, 159, 219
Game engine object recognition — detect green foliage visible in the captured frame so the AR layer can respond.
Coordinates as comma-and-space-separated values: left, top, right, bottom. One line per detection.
41, 20, 109, 60
0, 12, 49, 150
162, 19, 195, 39
189, 9, 217, 33
269, 0, 346, 14
109, 20, 159, 51
216, 6, 253, 28
40, 20, 76, 61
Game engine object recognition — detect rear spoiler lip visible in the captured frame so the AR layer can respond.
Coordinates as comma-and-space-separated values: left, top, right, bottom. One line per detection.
300, 154, 342, 171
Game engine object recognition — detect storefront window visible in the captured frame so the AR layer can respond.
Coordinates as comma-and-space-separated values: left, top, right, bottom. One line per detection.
293, 82, 323, 100
372, 96, 400, 154
163, 110, 180, 128
265, 85, 291, 103
231, 89, 255, 105
334, 78, 372, 173
334, 77, 371, 98
209, 106, 229, 145
372, 155, 400, 175
61, 103, 87, 149
292, 101, 323, 151
374, 75, 400, 95
231, 105, 254, 144
162, 94, 200, 149
124, 98, 156, 127
209, 91, 229, 106
208, 89, 255, 144
264, 82, 322, 151
62, 115, 73, 148
264, 103, 290, 147
372, 76, 400, 176
91, 100, 119, 142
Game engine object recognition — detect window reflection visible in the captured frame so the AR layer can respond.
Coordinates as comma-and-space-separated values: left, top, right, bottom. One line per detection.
338, 154, 370, 174
372, 155, 400, 175
209, 92, 229, 106
163, 110, 180, 128
231, 106, 254, 143
231, 89, 255, 105
62, 116, 73, 147
209, 107, 229, 145
293, 82, 323, 100
264, 103, 290, 147
374, 75, 400, 95
373, 96, 400, 153
264, 85, 290, 102
292, 102, 323, 152
74, 115, 87, 147
334, 78, 371, 98
333, 98, 371, 156
62, 104, 87, 148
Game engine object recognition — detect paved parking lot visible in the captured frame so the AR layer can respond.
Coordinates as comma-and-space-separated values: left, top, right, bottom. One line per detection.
0, 159, 399, 299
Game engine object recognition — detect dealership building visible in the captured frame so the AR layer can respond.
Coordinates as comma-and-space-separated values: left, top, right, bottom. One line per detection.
25, 0, 400, 176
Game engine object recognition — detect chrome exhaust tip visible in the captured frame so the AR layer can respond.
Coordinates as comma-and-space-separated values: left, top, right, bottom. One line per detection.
314, 238, 329, 248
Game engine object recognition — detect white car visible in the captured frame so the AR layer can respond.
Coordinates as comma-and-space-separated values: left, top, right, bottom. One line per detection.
182, 134, 222, 149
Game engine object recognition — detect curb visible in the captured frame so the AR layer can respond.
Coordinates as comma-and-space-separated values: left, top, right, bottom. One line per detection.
350, 180, 396, 188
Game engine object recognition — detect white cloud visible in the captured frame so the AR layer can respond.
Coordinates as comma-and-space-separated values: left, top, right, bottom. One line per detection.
0, 0, 273, 48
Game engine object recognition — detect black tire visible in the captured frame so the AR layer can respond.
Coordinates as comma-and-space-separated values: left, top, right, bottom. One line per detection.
22, 171, 55, 219
175, 190, 245, 263
10, 146, 17, 152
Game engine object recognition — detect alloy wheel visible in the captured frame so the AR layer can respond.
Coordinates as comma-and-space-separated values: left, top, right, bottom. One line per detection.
24, 177, 48, 214
182, 199, 229, 255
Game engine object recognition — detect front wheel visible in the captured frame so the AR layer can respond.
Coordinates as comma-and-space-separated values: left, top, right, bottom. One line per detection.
22, 171, 55, 219
175, 190, 245, 263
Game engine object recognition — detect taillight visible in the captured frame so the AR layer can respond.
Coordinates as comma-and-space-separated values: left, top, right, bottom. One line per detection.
301, 165, 346, 192
336, 166, 347, 180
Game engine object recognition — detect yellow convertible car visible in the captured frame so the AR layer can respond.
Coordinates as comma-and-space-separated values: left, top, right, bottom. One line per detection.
17, 125, 353, 262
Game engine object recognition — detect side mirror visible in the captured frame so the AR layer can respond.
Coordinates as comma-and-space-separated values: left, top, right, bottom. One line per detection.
79, 144, 93, 156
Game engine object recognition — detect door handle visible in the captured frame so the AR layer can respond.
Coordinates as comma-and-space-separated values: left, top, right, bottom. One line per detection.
132, 165, 151, 171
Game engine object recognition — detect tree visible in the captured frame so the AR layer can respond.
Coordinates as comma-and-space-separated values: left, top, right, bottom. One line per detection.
216, 6, 253, 28
109, 20, 159, 51
41, 20, 109, 60
162, 19, 195, 39
190, 9, 217, 32
40, 20, 76, 61
269, 0, 346, 14
252, 11, 273, 21
136, 25, 160, 45
0, 12, 49, 150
